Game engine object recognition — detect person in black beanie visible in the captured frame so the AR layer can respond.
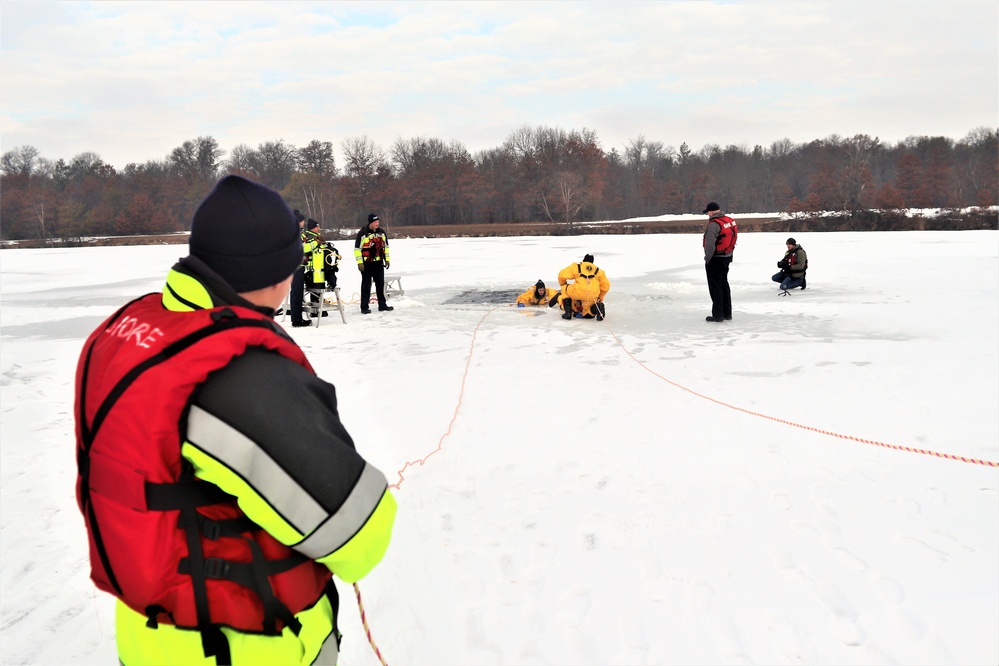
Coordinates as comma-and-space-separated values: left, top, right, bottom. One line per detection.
353, 213, 393, 314
516, 278, 559, 307
72, 175, 396, 665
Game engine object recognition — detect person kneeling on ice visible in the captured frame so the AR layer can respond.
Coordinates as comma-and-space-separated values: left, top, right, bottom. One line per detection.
772, 237, 808, 291
516, 279, 560, 307
73, 175, 396, 665
548, 253, 610, 320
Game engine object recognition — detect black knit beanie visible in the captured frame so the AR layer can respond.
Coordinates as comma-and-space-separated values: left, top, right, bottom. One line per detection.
583, 254, 594, 264
190, 175, 302, 293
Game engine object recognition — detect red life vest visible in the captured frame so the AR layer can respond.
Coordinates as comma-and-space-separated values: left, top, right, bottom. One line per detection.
705, 215, 738, 255
75, 294, 331, 641
360, 233, 387, 263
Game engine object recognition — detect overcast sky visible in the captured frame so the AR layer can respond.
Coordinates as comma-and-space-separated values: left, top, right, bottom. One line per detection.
1, 1, 996, 170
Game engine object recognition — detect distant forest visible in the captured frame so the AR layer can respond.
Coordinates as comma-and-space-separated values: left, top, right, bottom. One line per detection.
1, 125, 996, 241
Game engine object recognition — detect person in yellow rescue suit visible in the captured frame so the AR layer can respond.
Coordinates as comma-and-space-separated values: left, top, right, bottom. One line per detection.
548, 254, 610, 320
516, 279, 560, 307
74, 175, 396, 665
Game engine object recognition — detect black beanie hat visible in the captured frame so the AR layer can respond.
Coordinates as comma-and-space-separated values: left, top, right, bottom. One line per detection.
293, 209, 305, 224
583, 254, 594, 263
190, 175, 302, 293
368, 213, 380, 223
786, 237, 797, 245
702, 202, 720, 214
308, 218, 320, 230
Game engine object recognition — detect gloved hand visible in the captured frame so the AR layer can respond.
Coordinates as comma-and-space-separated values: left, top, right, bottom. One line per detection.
357, 264, 363, 272
384, 262, 390, 270
517, 303, 525, 308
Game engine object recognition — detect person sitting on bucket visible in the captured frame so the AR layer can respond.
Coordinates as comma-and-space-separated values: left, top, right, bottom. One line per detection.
548, 253, 610, 321
516, 279, 560, 307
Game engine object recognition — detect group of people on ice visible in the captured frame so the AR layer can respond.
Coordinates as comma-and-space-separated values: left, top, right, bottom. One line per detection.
288, 212, 395, 326
517, 253, 611, 321
515, 228, 807, 323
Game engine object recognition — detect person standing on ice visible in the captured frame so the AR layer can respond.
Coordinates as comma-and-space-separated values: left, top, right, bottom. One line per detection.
772, 237, 807, 291
353, 213, 393, 314
516, 279, 560, 307
702, 201, 737, 322
289, 209, 312, 327
73, 175, 396, 665
549, 253, 610, 320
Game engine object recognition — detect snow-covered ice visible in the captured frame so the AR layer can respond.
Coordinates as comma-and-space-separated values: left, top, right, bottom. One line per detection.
1, 229, 997, 665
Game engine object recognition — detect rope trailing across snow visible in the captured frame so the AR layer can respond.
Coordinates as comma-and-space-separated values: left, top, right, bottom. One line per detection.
355, 306, 498, 665
389, 306, 498, 490
358, 306, 997, 664
602, 323, 999, 468
354, 583, 388, 666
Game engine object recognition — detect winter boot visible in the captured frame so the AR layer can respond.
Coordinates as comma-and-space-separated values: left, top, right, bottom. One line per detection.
549, 293, 561, 308
562, 298, 573, 320
800, 277, 806, 290
596, 302, 605, 321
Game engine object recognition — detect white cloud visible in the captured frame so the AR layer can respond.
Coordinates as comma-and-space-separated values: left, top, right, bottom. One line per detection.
1, 1, 995, 168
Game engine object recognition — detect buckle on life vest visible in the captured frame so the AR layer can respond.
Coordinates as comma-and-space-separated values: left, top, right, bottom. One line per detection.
204, 557, 231, 579
202, 520, 222, 541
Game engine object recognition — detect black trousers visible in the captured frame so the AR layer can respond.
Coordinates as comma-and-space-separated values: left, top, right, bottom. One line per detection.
705, 255, 732, 319
290, 266, 306, 323
360, 263, 386, 311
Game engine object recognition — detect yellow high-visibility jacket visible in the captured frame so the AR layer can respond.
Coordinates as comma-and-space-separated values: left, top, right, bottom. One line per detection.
303, 229, 325, 284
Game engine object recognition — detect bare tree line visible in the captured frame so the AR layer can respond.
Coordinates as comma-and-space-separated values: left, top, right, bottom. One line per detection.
1, 125, 996, 241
